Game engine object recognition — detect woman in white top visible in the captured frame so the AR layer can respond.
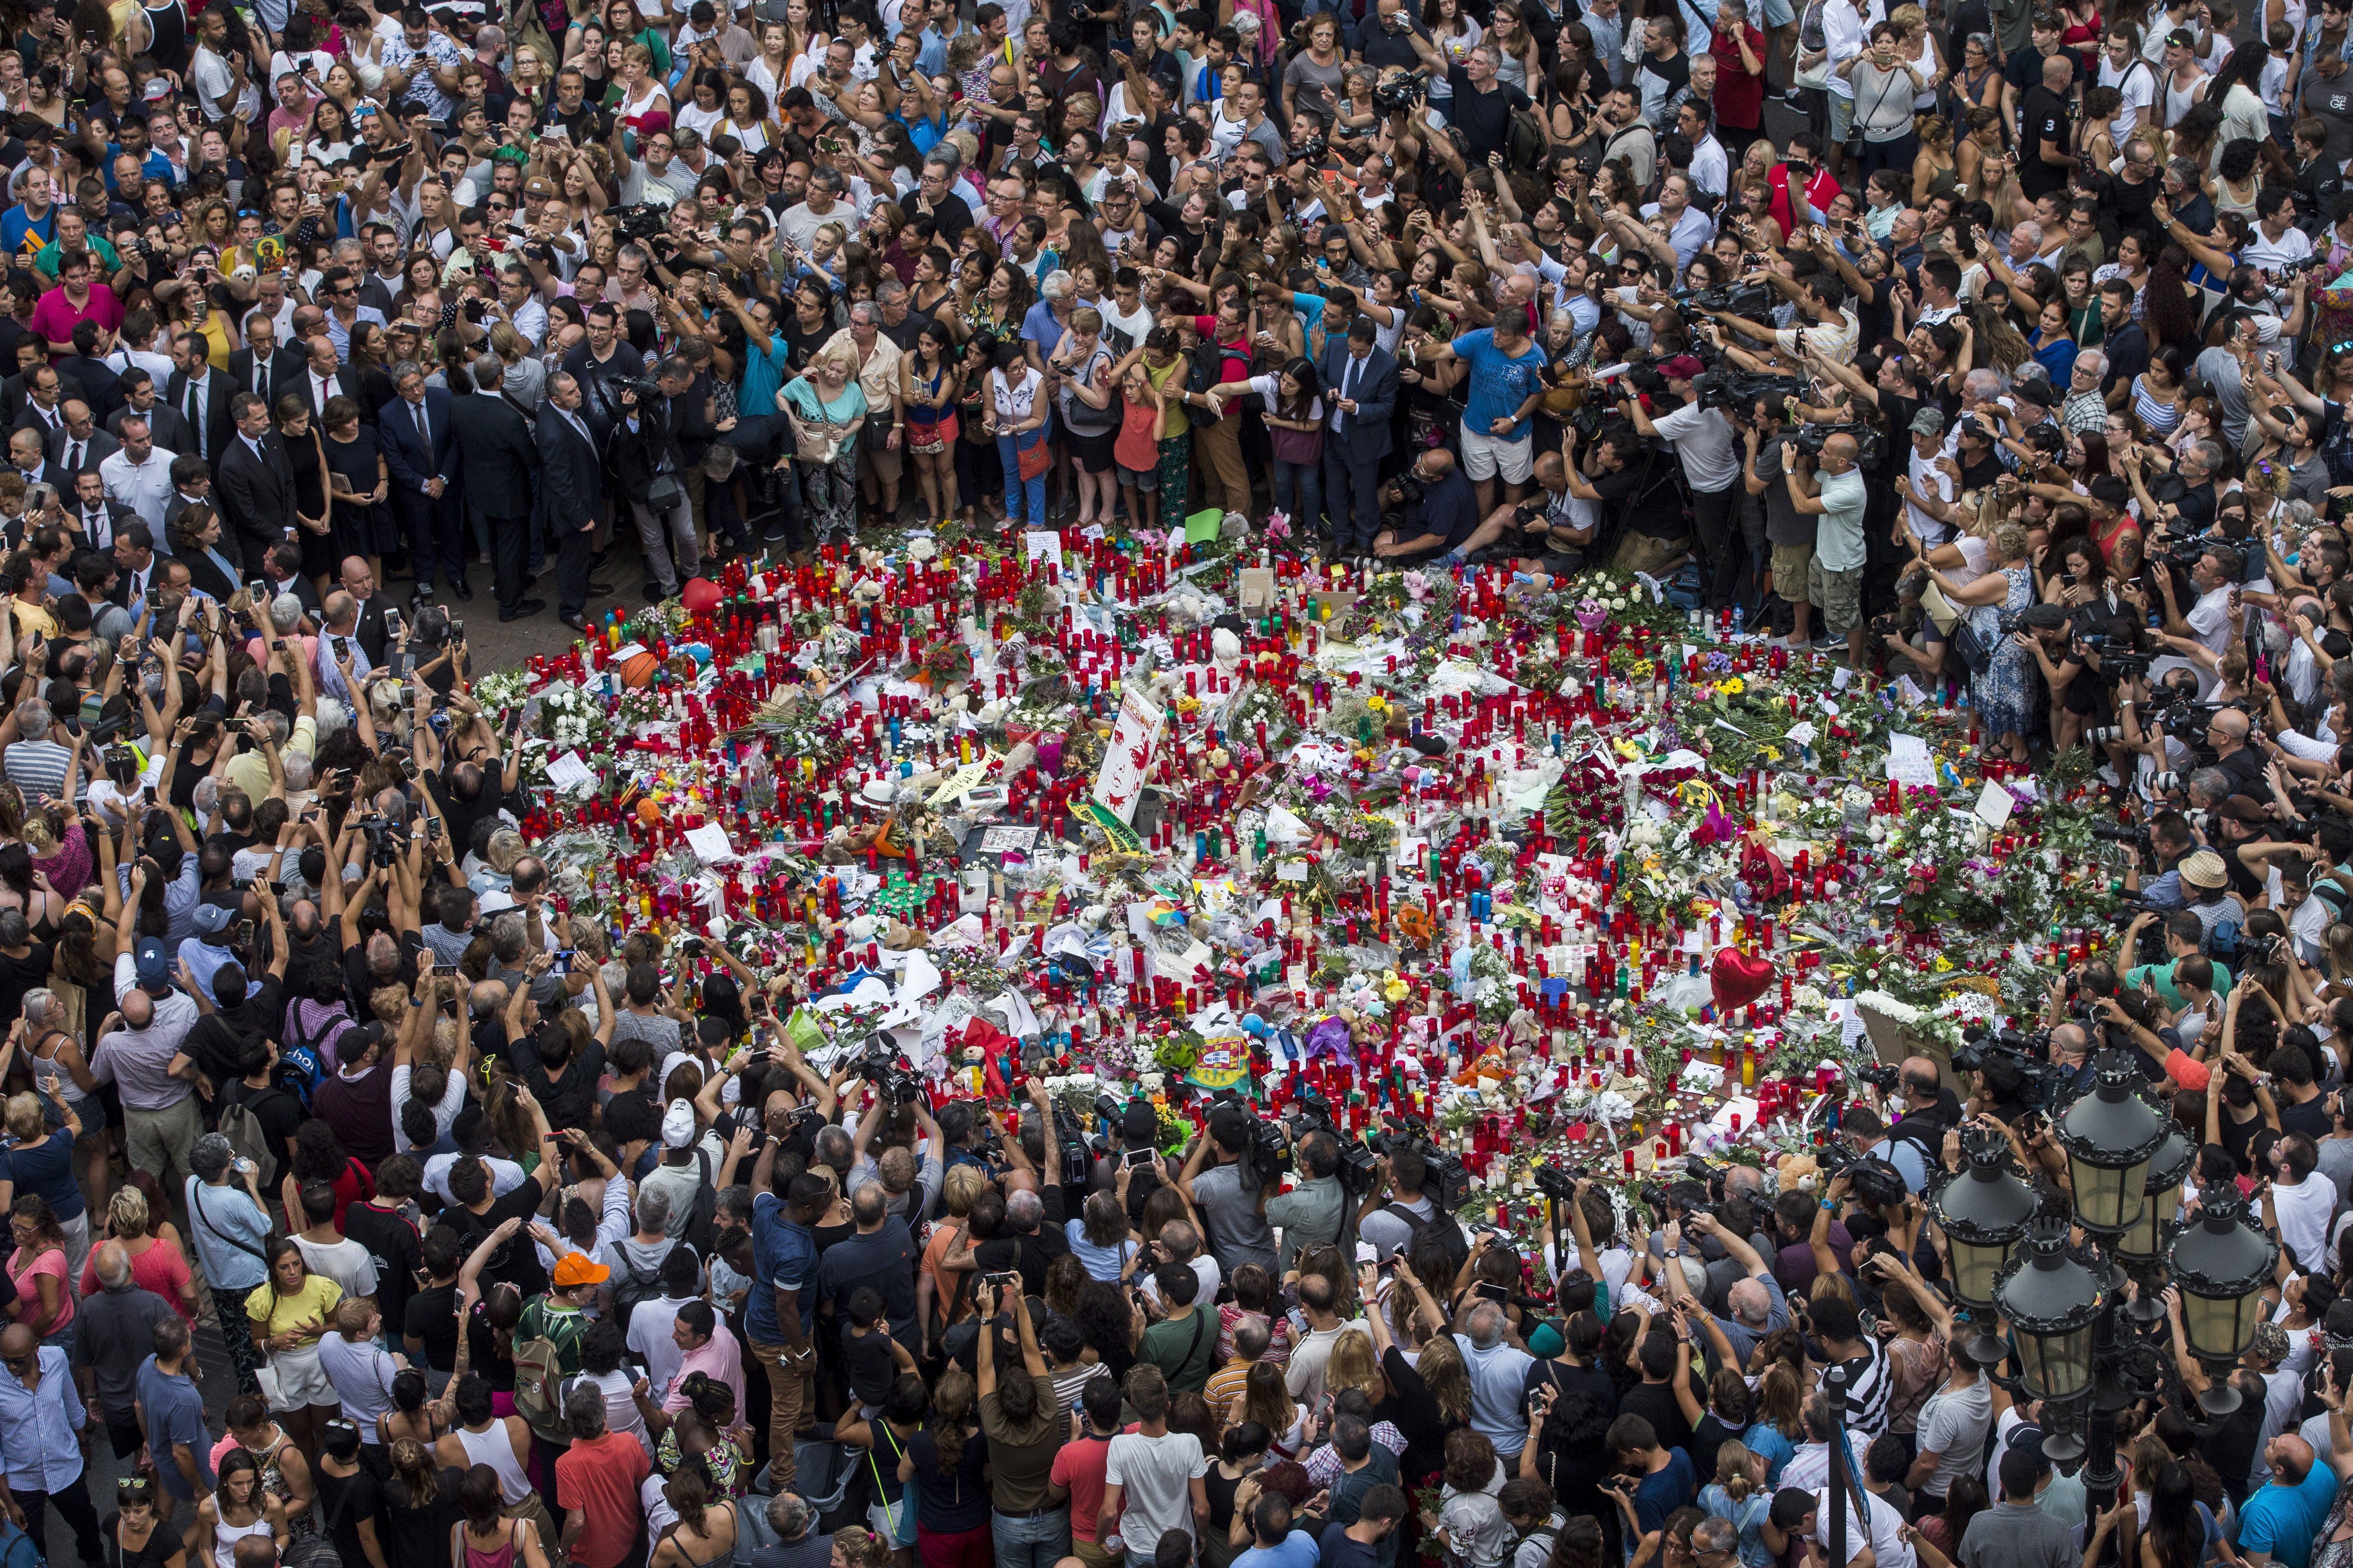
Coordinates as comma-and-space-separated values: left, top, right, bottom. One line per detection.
1206, 62, 1255, 161
196, 1453, 289, 1568
984, 342, 1050, 526
302, 98, 356, 166
1891, 2, 1945, 109
717, 80, 774, 156
1422, 0, 1482, 105
745, 19, 794, 101
615, 42, 671, 132
673, 69, 727, 140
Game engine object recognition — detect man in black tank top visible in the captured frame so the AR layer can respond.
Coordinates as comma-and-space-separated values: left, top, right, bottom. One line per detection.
139, 0, 192, 77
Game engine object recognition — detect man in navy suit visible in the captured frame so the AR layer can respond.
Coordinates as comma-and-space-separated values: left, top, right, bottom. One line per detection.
1316, 316, 1398, 561
537, 371, 607, 633
378, 360, 470, 599
163, 334, 234, 470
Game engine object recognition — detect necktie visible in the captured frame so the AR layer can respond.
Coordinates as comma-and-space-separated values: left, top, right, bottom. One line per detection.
254, 361, 268, 400
1341, 355, 1359, 428
65, 440, 79, 473
186, 381, 203, 459
414, 401, 431, 452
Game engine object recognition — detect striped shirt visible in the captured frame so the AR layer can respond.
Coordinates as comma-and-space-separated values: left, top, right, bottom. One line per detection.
1204, 1358, 1254, 1429
2, 737, 72, 801
1829, 1340, 1895, 1441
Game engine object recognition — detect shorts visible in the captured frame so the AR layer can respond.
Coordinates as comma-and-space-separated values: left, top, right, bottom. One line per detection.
1808, 557, 1864, 636
871, 1489, 919, 1548
263, 1339, 339, 1412
1459, 426, 1535, 484
1826, 91, 1855, 145
1761, 0, 1794, 24
1120, 463, 1159, 492
864, 435, 906, 483
1770, 541, 1816, 598
1066, 426, 1119, 473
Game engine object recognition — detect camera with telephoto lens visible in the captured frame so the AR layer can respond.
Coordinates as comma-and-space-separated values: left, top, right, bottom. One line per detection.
2089, 821, 2155, 853
361, 816, 405, 867
1857, 1062, 1902, 1094
1533, 1165, 1580, 1203
1365, 1114, 1469, 1207
1289, 132, 1329, 168
1673, 280, 1775, 323
103, 742, 138, 787
615, 376, 663, 403
1952, 1024, 2069, 1112
1370, 68, 1429, 112
1052, 1100, 1091, 1186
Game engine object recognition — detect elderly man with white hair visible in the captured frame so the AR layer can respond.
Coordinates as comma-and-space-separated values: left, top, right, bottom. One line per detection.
1453, 1298, 1536, 1459
0, 698, 74, 798
2062, 350, 2109, 433
821, 299, 906, 524
72, 1239, 181, 1461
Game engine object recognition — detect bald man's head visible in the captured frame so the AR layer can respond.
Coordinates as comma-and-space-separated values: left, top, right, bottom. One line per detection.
2043, 53, 2074, 90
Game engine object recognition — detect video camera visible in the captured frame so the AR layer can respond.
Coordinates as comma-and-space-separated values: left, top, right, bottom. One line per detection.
1370, 68, 1429, 113
1672, 280, 1774, 323
613, 202, 668, 241
1793, 420, 1884, 470
1692, 369, 1804, 414
1813, 1140, 1911, 1208
1366, 1113, 1469, 1208
853, 1039, 925, 1106
1952, 1024, 2069, 1114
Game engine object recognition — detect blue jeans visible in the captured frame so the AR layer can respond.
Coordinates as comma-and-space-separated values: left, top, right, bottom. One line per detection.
993, 1508, 1071, 1568
1273, 457, 1322, 531
999, 433, 1045, 524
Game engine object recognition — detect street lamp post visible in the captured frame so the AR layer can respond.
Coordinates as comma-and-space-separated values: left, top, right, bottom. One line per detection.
1928, 1123, 2039, 1366
2167, 1184, 2280, 1418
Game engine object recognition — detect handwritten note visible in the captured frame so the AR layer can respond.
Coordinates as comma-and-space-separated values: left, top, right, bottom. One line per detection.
683, 824, 738, 864
1974, 780, 2015, 831
1886, 734, 1937, 788
544, 751, 596, 795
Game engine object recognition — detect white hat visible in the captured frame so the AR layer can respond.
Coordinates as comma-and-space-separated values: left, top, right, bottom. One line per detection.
662, 1099, 697, 1149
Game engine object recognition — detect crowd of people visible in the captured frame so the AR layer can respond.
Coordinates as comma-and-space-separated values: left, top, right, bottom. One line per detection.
0, 11, 2344, 1568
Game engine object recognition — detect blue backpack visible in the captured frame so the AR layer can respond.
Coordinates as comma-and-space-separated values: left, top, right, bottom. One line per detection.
2, 1516, 43, 1568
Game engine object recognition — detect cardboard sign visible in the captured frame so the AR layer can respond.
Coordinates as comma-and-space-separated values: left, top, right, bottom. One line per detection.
1091, 687, 1167, 825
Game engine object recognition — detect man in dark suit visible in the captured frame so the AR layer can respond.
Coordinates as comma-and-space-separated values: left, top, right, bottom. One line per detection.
1317, 317, 1399, 561
7, 428, 62, 497
450, 357, 542, 622
258, 539, 324, 623
164, 333, 233, 467
107, 370, 193, 454
47, 401, 117, 478
11, 362, 66, 443
537, 370, 606, 634
295, 335, 361, 426
66, 469, 133, 551
61, 321, 123, 422
227, 314, 306, 418
215, 391, 297, 573
378, 361, 469, 599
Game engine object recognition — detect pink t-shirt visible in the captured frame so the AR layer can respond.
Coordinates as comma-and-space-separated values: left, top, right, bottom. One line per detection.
8, 1245, 73, 1335
80, 1237, 197, 1321
661, 1328, 745, 1418
29, 282, 123, 354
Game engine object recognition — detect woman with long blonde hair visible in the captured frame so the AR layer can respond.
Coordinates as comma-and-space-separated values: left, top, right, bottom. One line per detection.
1416, 1332, 1476, 1427
1326, 1329, 1384, 1404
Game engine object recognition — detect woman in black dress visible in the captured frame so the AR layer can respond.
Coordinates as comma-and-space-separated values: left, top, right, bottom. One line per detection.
380, 1439, 468, 1568
274, 394, 335, 586
321, 395, 390, 587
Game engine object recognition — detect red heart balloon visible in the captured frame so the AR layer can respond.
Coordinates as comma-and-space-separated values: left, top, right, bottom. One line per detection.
1710, 946, 1776, 1014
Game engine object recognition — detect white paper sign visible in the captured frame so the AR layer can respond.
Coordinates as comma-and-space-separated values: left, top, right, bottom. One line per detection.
1025, 532, 1062, 573
1886, 734, 1937, 788
683, 824, 738, 864
1091, 688, 1167, 825
1974, 781, 2015, 831
544, 751, 596, 795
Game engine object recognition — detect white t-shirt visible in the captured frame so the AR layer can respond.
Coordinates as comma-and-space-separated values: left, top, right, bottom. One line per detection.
2099, 54, 2158, 127
1104, 1431, 1209, 1550
1812, 1486, 1913, 1568
1653, 399, 1739, 490
2188, 582, 2237, 654
2273, 1174, 2336, 1271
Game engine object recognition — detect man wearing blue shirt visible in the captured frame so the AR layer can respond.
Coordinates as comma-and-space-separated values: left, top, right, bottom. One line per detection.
0, 1321, 102, 1560
0, 167, 58, 261
749, 1170, 826, 1494
1233, 1492, 1322, 1568
2240, 1434, 2340, 1568
1413, 314, 1548, 517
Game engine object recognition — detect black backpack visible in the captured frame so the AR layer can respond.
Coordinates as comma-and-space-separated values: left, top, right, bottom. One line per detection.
1185, 341, 1226, 426
1382, 1200, 1470, 1277
680, 1149, 720, 1254
609, 1243, 697, 1336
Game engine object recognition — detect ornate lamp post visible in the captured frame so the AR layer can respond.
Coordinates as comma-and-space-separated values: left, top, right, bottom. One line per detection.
1928, 1123, 2038, 1366
2167, 1184, 2280, 1418
2053, 1053, 2172, 1239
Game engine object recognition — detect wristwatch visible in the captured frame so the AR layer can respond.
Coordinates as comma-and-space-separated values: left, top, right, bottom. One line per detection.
1663, 1248, 1680, 1260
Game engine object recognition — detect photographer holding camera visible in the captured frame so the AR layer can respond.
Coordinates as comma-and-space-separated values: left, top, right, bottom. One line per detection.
1176, 1102, 1280, 1275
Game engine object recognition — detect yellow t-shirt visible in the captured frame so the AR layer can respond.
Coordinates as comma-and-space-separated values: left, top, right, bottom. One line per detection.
246, 1274, 342, 1348
1145, 355, 1189, 440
